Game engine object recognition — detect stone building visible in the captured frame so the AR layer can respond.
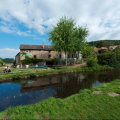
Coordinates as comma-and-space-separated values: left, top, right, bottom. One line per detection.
15, 43, 78, 65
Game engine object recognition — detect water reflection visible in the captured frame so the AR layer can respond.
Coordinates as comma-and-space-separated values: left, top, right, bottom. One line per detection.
0, 70, 120, 112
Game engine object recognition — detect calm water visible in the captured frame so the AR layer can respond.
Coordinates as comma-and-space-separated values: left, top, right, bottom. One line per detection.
0, 70, 120, 112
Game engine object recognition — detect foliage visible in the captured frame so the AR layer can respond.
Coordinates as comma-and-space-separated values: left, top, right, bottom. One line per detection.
52, 58, 59, 62
81, 43, 94, 58
21, 57, 59, 64
13, 60, 16, 65
21, 52, 27, 56
30, 73, 36, 77
114, 46, 120, 54
72, 26, 89, 60
87, 59, 98, 67
21, 57, 44, 64
88, 40, 120, 48
13, 73, 21, 80
48, 15, 88, 66
1, 58, 14, 63
97, 52, 120, 69
0, 59, 4, 65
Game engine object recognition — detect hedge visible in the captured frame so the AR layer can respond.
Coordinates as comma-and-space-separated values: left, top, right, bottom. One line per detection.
97, 52, 120, 69
21, 57, 59, 64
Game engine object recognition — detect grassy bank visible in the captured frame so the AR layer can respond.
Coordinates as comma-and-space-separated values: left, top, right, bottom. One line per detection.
0, 79, 120, 119
0, 65, 113, 80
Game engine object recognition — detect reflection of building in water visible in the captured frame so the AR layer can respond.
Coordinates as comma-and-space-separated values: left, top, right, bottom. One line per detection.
20, 75, 69, 93
77, 74, 85, 83
20, 74, 86, 94
44, 87, 46, 93
21, 75, 69, 88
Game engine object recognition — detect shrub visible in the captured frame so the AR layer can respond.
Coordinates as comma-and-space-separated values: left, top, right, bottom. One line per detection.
30, 73, 36, 77
0, 59, 4, 65
13, 73, 21, 80
87, 59, 98, 67
53, 58, 59, 62
13, 60, 16, 65
97, 52, 120, 69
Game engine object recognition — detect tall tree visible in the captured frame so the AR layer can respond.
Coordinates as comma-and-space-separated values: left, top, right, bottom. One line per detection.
72, 26, 89, 60
48, 15, 76, 66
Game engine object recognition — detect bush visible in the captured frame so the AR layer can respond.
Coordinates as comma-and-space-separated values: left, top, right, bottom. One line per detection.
87, 59, 98, 67
30, 73, 36, 77
0, 59, 4, 65
21, 57, 59, 65
97, 52, 120, 69
13, 73, 21, 80
53, 58, 59, 62
13, 60, 16, 65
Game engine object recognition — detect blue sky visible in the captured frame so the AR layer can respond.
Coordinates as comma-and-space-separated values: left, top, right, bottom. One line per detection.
0, 0, 120, 58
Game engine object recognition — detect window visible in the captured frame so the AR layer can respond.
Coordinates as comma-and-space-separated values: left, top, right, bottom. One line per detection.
34, 55, 36, 58
49, 51, 51, 53
29, 50, 31, 53
48, 55, 51, 58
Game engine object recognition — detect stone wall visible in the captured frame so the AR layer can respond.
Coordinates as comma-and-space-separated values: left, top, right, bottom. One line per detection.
16, 53, 20, 65
16, 49, 78, 65
20, 50, 60, 60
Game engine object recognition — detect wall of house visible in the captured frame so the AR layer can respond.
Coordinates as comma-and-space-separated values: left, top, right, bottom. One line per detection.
20, 50, 62, 60
16, 53, 20, 65
16, 50, 78, 65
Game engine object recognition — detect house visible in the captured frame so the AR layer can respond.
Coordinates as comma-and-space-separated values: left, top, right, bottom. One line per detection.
15, 43, 78, 65
109, 46, 118, 50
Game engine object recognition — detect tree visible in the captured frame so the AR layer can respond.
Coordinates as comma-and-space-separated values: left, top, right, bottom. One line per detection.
48, 15, 76, 66
96, 40, 114, 48
81, 43, 94, 58
48, 15, 88, 66
114, 46, 120, 54
0, 59, 4, 65
72, 26, 89, 60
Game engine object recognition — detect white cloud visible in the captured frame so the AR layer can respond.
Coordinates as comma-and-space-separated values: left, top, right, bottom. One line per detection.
0, 0, 120, 41
0, 48, 20, 58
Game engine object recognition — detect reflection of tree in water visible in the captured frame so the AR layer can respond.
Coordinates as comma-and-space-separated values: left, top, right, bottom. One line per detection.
98, 70, 120, 83
53, 73, 98, 99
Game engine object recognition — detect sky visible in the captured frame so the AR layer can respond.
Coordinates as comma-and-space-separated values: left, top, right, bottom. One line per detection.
0, 0, 120, 58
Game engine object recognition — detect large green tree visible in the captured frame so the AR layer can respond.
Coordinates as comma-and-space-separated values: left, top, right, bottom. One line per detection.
48, 15, 76, 66
48, 15, 88, 66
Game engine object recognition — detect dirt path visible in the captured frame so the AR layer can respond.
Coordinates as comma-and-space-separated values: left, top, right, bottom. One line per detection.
68, 61, 86, 69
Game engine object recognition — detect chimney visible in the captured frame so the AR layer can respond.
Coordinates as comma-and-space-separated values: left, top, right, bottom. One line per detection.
43, 42, 44, 49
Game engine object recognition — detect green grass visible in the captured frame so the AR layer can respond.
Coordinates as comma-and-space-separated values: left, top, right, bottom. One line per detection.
0, 65, 113, 80
0, 79, 120, 119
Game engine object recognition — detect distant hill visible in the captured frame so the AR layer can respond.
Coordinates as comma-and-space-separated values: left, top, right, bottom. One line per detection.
1, 58, 14, 63
88, 40, 120, 48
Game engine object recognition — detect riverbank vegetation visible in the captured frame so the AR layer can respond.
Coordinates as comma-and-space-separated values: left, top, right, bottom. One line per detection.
0, 63, 113, 81
0, 79, 120, 119
97, 52, 120, 69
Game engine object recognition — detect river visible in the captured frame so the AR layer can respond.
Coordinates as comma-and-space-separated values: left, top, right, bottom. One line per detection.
0, 70, 120, 112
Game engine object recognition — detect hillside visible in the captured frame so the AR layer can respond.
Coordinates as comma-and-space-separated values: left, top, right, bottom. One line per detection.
88, 40, 120, 48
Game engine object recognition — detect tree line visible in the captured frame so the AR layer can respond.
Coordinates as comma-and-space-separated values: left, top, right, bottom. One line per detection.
0, 58, 14, 63
89, 40, 120, 48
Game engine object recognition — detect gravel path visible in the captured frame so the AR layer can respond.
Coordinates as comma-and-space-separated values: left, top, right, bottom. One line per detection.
68, 61, 86, 68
